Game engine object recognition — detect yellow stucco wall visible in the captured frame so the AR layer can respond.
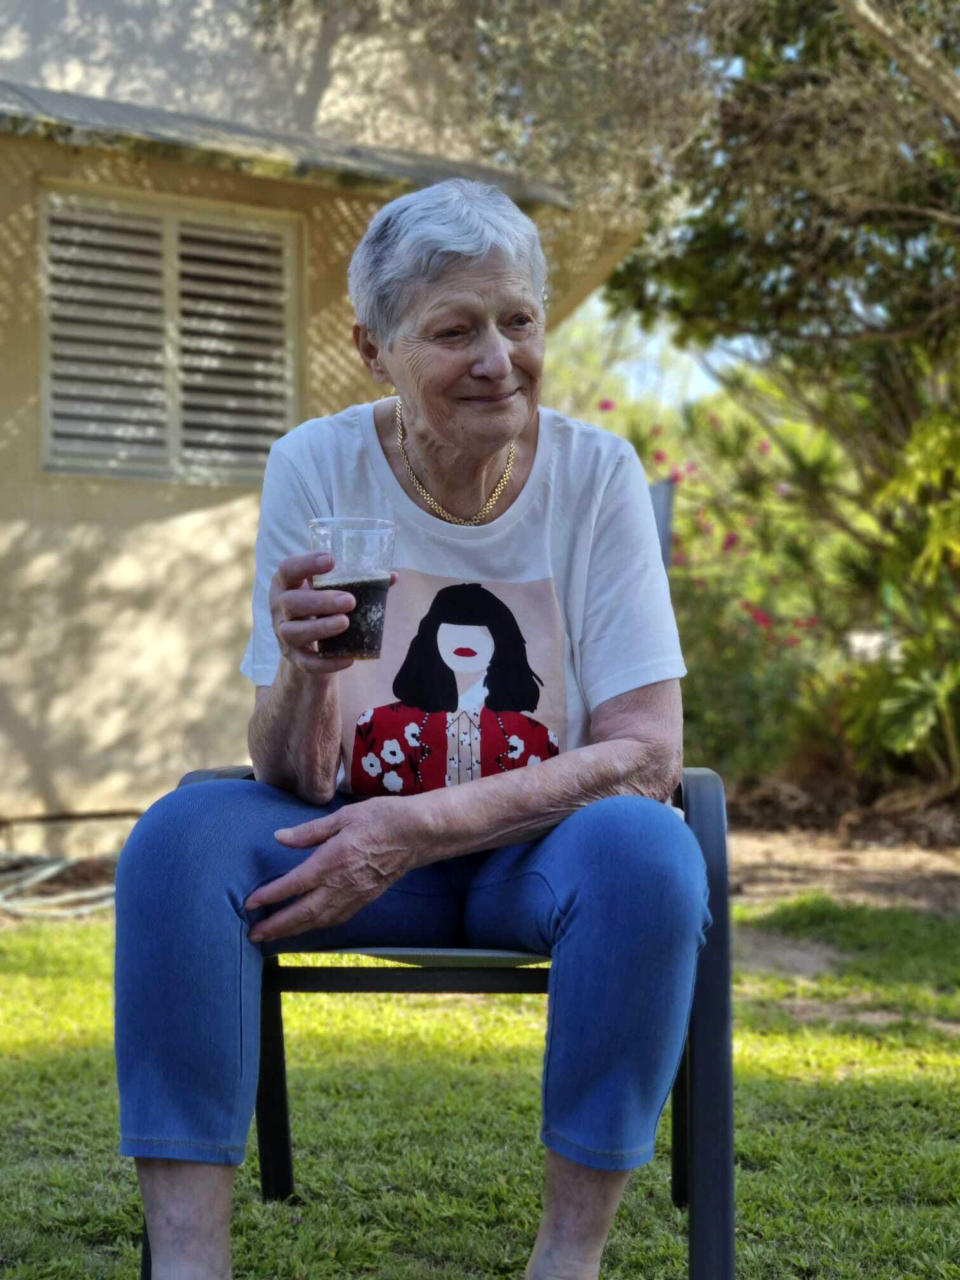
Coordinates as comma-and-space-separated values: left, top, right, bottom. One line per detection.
0, 134, 388, 854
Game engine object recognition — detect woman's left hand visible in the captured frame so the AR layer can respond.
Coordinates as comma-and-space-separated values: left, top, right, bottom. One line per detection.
244, 797, 425, 943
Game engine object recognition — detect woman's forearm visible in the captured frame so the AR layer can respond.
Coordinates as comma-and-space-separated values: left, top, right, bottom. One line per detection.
410, 736, 682, 866
248, 659, 343, 804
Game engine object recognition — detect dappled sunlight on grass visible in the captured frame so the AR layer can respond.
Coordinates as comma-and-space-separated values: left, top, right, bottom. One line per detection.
2, 904, 959, 1276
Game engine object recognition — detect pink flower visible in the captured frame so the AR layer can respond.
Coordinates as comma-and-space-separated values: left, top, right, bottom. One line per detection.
685, 461, 698, 474
758, 439, 771, 455
673, 550, 689, 566
653, 449, 668, 464
669, 466, 684, 484
750, 607, 773, 628
721, 532, 740, 552
598, 398, 616, 412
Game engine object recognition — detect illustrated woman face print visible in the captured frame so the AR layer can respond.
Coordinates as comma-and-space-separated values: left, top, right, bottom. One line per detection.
436, 623, 495, 675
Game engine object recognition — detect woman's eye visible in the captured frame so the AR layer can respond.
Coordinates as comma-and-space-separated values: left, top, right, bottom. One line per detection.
509, 314, 534, 328
436, 326, 468, 339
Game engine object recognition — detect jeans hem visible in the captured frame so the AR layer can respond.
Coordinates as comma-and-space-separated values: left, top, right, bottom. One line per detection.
119, 1137, 246, 1165
541, 1126, 655, 1172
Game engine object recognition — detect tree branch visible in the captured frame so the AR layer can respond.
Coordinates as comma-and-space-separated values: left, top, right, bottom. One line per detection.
835, 0, 960, 125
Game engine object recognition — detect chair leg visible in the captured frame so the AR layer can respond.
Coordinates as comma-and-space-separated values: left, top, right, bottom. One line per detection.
681, 769, 735, 1280
670, 1041, 690, 1209
140, 1218, 151, 1279
256, 955, 295, 1202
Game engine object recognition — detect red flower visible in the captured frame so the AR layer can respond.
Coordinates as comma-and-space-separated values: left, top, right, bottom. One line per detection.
653, 449, 668, 464
685, 461, 698, 474
751, 608, 773, 628
721, 531, 740, 552
759, 439, 771, 455
669, 466, 684, 484
784, 635, 800, 646
598, 398, 616, 412
673, 550, 689, 566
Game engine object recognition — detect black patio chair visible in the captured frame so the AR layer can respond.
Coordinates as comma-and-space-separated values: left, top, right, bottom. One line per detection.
140, 481, 735, 1279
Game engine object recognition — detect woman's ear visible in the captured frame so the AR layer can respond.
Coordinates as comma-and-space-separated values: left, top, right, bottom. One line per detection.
353, 324, 391, 384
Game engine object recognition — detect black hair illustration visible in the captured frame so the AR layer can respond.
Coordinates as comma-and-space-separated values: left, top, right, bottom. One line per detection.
392, 583, 544, 712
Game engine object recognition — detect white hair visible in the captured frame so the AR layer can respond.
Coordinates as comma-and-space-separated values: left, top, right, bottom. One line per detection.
347, 178, 548, 343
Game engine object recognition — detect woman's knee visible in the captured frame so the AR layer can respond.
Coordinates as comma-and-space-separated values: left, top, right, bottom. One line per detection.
115, 780, 253, 905
555, 795, 710, 930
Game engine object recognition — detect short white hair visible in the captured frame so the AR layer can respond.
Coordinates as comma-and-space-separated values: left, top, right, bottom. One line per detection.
348, 178, 548, 343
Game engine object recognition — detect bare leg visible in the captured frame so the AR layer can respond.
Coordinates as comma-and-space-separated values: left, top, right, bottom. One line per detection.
525, 1151, 630, 1280
137, 1159, 235, 1280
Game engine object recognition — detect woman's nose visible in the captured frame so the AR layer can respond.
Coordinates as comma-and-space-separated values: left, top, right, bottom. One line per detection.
471, 327, 513, 380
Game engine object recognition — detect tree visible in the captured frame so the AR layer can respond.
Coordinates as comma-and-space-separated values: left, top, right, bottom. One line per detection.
250, 1, 751, 216
606, 0, 960, 809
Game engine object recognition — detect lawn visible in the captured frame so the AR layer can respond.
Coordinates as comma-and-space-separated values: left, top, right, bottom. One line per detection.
1, 895, 959, 1279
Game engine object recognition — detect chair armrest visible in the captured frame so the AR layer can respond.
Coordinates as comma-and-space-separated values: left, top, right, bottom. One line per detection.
677, 766, 730, 977
178, 766, 256, 788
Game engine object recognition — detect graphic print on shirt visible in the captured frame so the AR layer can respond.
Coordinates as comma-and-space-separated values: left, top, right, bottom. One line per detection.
338, 571, 567, 797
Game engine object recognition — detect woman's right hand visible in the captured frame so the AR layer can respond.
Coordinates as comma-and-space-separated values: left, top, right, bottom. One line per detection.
269, 552, 358, 675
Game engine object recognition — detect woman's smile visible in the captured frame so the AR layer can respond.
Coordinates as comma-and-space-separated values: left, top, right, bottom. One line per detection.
459, 389, 520, 403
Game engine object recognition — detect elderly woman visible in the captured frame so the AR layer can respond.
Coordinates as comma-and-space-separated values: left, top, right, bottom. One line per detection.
114, 178, 711, 1280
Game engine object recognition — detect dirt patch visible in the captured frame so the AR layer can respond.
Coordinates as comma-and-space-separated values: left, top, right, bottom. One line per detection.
729, 828, 960, 915
733, 926, 844, 977
727, 777, 960, 848
778, 998, 960, 1039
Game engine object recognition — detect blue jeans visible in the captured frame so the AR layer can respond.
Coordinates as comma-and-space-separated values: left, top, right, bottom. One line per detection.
114, 781, 712, 1172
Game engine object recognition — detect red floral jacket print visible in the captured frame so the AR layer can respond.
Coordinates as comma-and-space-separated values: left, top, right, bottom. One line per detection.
350, 701, 559, 797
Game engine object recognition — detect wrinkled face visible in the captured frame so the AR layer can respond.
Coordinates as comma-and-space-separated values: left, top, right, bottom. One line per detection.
437, 623, 494, 673
379, 253, 545, 452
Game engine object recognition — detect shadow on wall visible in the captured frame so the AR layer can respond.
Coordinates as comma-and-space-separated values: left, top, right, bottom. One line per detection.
0, 0, 479, 155
0, 491, 261, 836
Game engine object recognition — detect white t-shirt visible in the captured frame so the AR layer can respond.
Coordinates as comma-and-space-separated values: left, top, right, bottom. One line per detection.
240, 401, 686, 798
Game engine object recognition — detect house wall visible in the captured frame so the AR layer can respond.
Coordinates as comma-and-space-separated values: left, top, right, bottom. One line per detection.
0, 0, 473, 158
0, 133, 386, 855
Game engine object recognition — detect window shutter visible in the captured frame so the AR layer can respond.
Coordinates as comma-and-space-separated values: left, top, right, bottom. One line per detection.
177, 221, 294, 472
43, 192, 299, 481
45, 198, 168, 468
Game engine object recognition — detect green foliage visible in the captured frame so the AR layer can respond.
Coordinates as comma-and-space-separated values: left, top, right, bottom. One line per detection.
601, 5, 960, 794
878, 411, 960, 584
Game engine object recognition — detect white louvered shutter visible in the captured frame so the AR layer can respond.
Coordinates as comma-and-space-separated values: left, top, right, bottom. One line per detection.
45, 201, 168, 467
177, 221, 294, 471
42, 193, 298, 480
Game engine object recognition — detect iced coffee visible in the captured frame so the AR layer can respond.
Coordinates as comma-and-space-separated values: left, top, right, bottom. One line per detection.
308, 518, 395, 660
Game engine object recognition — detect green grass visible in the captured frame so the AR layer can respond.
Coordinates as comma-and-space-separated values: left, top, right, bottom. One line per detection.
1, 896, 959, 1278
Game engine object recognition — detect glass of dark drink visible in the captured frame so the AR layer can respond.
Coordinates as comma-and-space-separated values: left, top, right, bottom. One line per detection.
308, 517, 395, 659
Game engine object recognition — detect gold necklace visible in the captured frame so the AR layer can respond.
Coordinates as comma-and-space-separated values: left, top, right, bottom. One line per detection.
394, 397, 515, 526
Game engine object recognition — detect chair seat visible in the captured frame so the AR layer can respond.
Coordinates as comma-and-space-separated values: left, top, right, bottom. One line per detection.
322, 947, 549, 968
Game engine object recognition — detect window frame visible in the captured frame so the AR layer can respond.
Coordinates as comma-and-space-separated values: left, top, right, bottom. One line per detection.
38, 184, 303, 486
